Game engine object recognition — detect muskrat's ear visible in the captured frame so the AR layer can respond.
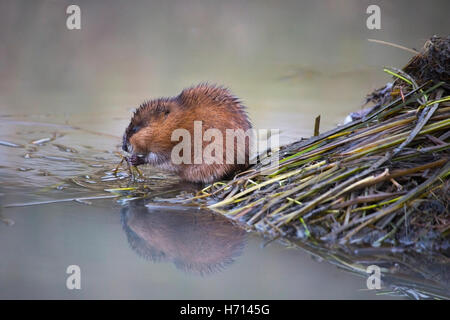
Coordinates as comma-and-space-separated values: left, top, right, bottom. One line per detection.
158, 107, 170, 119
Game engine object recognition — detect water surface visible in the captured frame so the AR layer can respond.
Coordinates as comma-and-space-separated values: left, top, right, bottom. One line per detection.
1, 0, 449, 299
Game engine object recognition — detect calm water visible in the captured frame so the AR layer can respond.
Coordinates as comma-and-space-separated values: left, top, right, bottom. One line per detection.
1, 0, 449, 299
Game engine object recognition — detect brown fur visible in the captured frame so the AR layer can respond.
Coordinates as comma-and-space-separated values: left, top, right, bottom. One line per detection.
122, 84, 252, 183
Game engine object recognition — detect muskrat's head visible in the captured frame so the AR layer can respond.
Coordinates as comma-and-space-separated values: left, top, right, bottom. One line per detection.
122, 98, 180, 165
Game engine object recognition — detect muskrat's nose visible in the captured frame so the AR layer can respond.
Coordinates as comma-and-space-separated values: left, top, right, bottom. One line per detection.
122, 135, 129, 153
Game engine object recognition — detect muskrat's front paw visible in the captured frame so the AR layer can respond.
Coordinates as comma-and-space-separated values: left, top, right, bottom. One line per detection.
129, 154, 146, 166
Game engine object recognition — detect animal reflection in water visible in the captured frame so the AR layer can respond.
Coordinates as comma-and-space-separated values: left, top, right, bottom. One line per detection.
120, 200, 247, 276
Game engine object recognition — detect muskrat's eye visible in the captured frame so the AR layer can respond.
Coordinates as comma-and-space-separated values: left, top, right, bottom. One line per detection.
130, 125, 141, 135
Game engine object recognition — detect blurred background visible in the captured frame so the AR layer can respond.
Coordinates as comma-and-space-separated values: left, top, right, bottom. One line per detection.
1, 0, 449, 141
0, 0, 449, 299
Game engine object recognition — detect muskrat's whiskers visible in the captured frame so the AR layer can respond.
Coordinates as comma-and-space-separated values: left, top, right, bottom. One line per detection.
113, 156, 126, 176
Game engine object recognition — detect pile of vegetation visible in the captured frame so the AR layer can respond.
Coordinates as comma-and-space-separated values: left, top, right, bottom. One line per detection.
189, 36, 450, 252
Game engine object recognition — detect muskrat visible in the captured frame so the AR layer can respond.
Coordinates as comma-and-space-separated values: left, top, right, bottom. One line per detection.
122, 84, 252, 183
